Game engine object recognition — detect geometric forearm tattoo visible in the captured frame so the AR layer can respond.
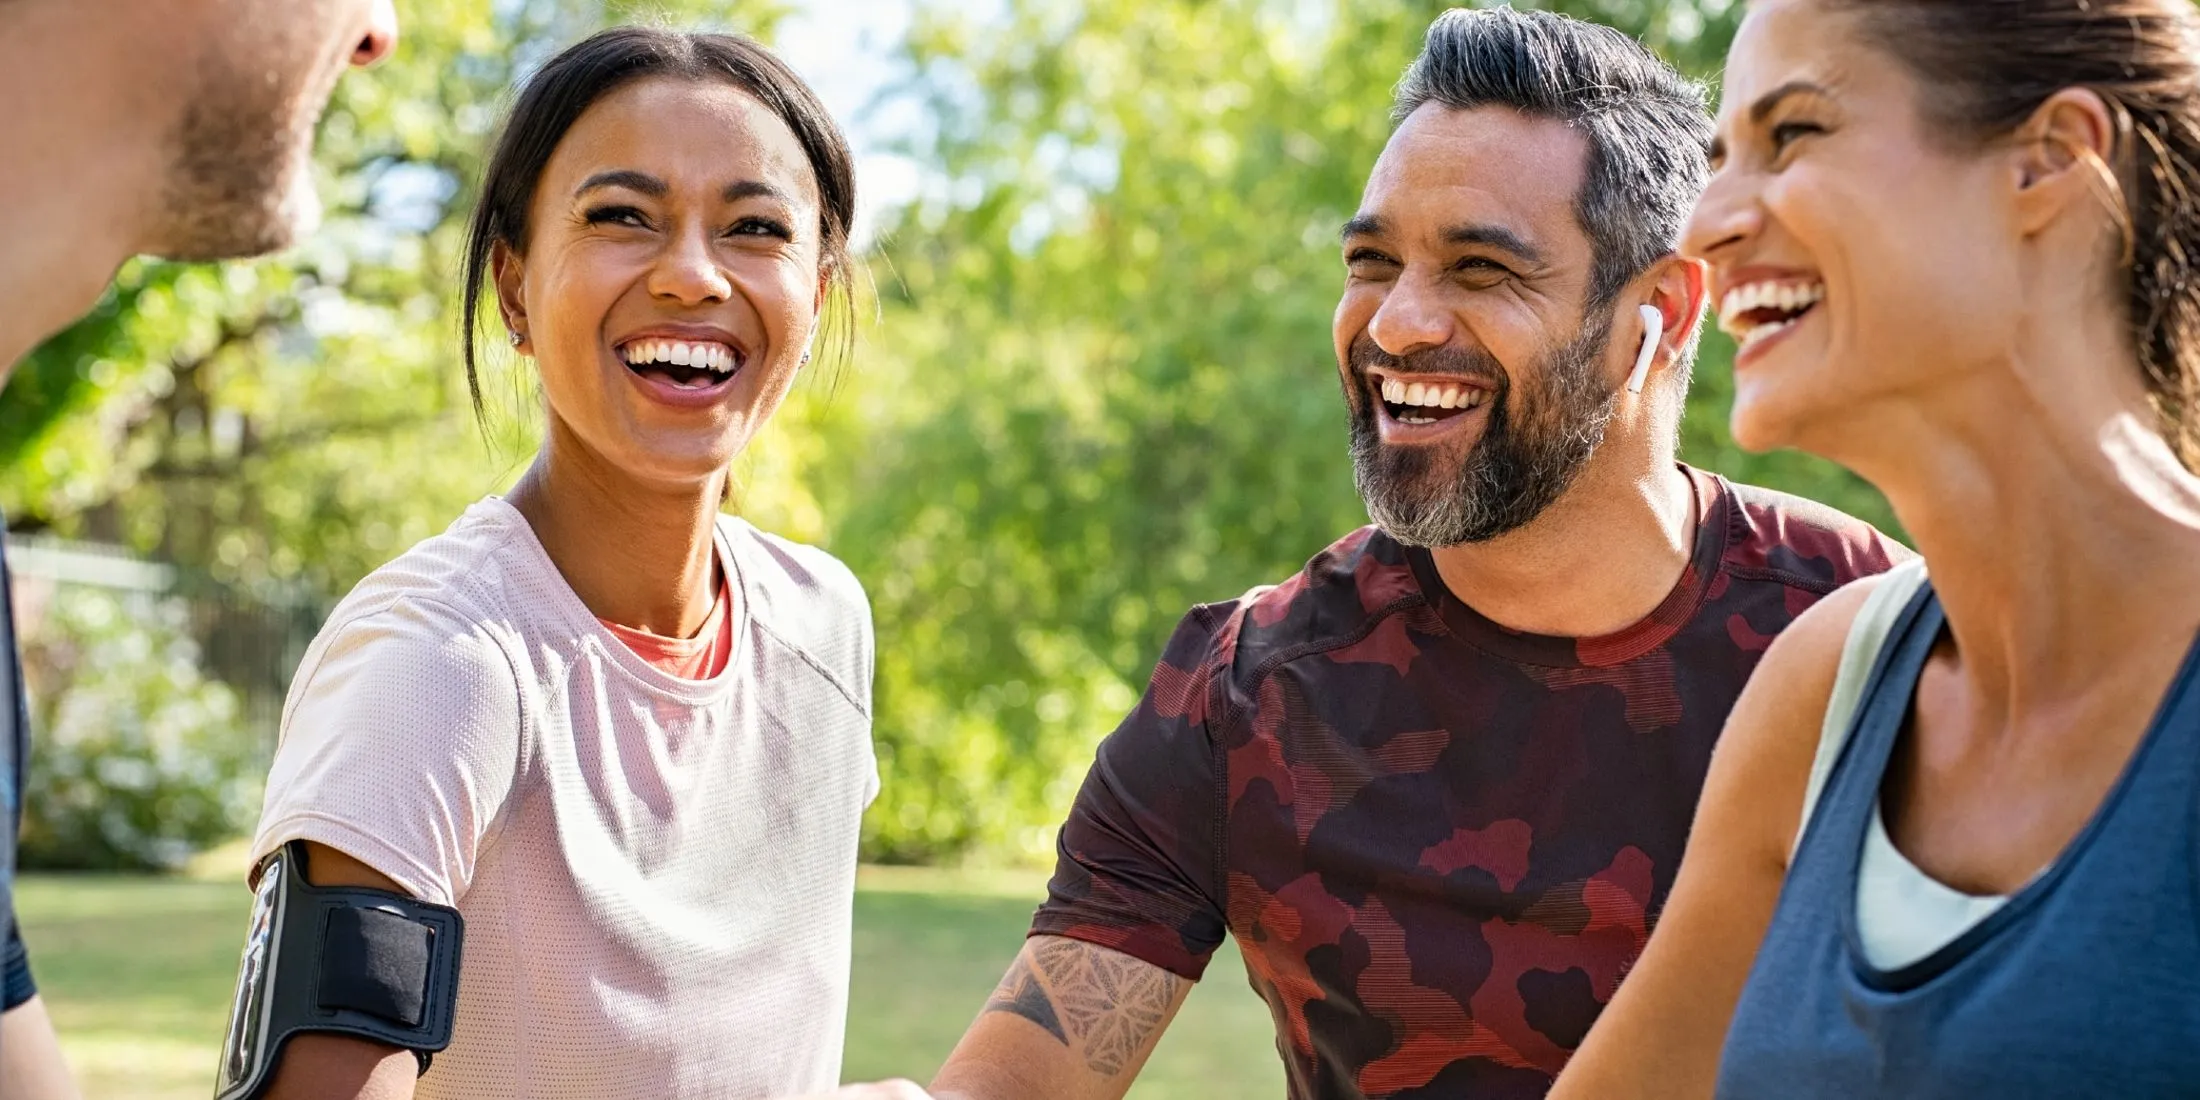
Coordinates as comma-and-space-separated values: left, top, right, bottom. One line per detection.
984, 954, 1068, 1045
980, 936, 1186, 1076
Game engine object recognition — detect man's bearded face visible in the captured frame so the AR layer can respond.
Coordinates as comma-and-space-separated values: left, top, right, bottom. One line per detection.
1345, 309, 1618, 547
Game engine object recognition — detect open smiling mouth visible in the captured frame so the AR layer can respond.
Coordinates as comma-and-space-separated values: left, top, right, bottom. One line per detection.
1376, 375, 1491, 426
1720, 281, 1825, 355
618, 338, 743, 390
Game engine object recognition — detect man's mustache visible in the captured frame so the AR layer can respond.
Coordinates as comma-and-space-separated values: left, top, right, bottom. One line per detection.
1346, 332, 1507, 390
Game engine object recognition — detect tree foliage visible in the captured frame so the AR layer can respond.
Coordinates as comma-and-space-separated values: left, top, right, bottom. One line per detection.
2, 0, 790, 589
776, 0, 1892, 863
6, 0, 1893, 867
18, 587, 254, 871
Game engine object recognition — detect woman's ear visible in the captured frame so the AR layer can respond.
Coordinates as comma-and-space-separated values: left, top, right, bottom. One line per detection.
492, 240, 531, 353
2013, 86, 2132, 260
801, 270, 832, 368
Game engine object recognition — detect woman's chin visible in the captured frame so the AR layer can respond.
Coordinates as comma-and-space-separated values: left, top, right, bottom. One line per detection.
1727, 391, 1802, 457
593, 438, 749, 495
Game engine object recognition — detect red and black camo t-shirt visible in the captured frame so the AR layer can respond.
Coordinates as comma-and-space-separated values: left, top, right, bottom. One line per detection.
1031, 466, 1911, 1100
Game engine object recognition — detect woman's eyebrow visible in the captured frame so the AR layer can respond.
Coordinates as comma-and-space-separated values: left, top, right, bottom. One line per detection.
571, 173, 796, 206
1710, 78, 1838, 161
1749, 79, 1833, 124
723, 180, 792, 203
574, 169, 666, 198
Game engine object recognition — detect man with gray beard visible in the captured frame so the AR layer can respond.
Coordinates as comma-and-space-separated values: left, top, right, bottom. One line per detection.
823, 9, 1906, 1100
0, 2, 397, 1093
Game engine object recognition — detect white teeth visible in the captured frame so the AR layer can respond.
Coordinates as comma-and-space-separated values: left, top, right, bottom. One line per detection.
620, 339, 740, 375
1376, 375, 1491, 417
1718, 281, 1825, 341
1738, 317, 1794, 352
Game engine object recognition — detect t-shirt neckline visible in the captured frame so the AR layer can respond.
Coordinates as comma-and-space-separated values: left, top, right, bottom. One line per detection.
1402, 465, 1733, 669
597, 570, 736, 679
473, 495, 750, 699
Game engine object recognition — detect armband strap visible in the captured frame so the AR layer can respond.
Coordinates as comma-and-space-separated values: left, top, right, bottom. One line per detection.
213, 841, 465, 1100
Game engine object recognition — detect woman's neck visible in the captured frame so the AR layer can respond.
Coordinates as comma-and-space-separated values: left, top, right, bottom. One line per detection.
1839, 330, 2200, 722
507, 427, 725, 638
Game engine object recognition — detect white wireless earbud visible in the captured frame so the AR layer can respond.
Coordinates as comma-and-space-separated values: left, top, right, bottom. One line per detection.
1626, 303, 1664, 394
800, 329, 816, 364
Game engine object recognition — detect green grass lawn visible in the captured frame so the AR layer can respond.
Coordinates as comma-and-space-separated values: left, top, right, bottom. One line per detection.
16, 865, 1284, 1099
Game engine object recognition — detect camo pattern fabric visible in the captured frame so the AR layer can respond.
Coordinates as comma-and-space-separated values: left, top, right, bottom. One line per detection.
1031, 467, 1909, 1099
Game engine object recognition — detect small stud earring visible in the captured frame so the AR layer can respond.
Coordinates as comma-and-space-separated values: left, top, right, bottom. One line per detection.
509, 330, 524, 347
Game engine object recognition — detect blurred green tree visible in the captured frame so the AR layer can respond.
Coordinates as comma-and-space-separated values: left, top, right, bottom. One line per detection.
2, 0, 790, 595
785, 0, 1895, 862
18, 587, 253, 871
0, 0, 795, 857
5, 0, 1893, 867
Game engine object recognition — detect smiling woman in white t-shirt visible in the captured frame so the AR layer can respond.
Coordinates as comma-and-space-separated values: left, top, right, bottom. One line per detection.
221, 27, 878, 1100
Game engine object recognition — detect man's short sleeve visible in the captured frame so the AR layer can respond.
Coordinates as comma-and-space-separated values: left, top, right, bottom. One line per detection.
249, 597, 523, 906
3, 919, 33, 1011
1031, 602, 1237, 980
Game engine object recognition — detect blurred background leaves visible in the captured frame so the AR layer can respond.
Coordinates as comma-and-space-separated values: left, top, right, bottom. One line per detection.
17, 585, 252, 872
5, 0, 1892, 870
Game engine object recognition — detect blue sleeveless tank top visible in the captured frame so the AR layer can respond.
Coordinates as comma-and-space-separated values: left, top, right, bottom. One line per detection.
1716, 582, 2200, 1098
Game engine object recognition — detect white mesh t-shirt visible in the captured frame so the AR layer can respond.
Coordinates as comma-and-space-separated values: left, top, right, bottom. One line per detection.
249, 497, 877, 1099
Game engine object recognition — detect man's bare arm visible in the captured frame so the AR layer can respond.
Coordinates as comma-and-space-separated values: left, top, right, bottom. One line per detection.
928, 935, 1196, 1100
2, 995, 83, 1100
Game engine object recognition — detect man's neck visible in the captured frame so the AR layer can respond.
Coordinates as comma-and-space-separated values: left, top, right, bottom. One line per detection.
1426, 446, 1697, 639
0, 4, 158, 370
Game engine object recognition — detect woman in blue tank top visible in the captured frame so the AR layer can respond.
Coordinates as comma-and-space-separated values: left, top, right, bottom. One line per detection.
1551, 1, 2200, 1097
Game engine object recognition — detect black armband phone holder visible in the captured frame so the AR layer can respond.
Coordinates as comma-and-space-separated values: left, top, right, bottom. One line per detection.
212, 841, 465, 1100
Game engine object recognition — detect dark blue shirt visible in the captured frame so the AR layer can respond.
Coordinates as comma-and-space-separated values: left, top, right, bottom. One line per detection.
1, 525, 32, 1010
1717, 585, 2200, 1097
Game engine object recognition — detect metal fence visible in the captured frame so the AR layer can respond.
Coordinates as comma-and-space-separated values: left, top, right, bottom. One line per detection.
5, 534, 325, 755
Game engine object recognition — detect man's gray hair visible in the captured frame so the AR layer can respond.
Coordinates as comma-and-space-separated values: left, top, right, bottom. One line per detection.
1395, 7, 1713, 311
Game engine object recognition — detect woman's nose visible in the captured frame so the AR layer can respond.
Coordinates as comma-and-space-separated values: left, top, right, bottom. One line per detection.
351, 0, 399, 68
1682, 167, 1763, 264
648, 228, 735, 305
